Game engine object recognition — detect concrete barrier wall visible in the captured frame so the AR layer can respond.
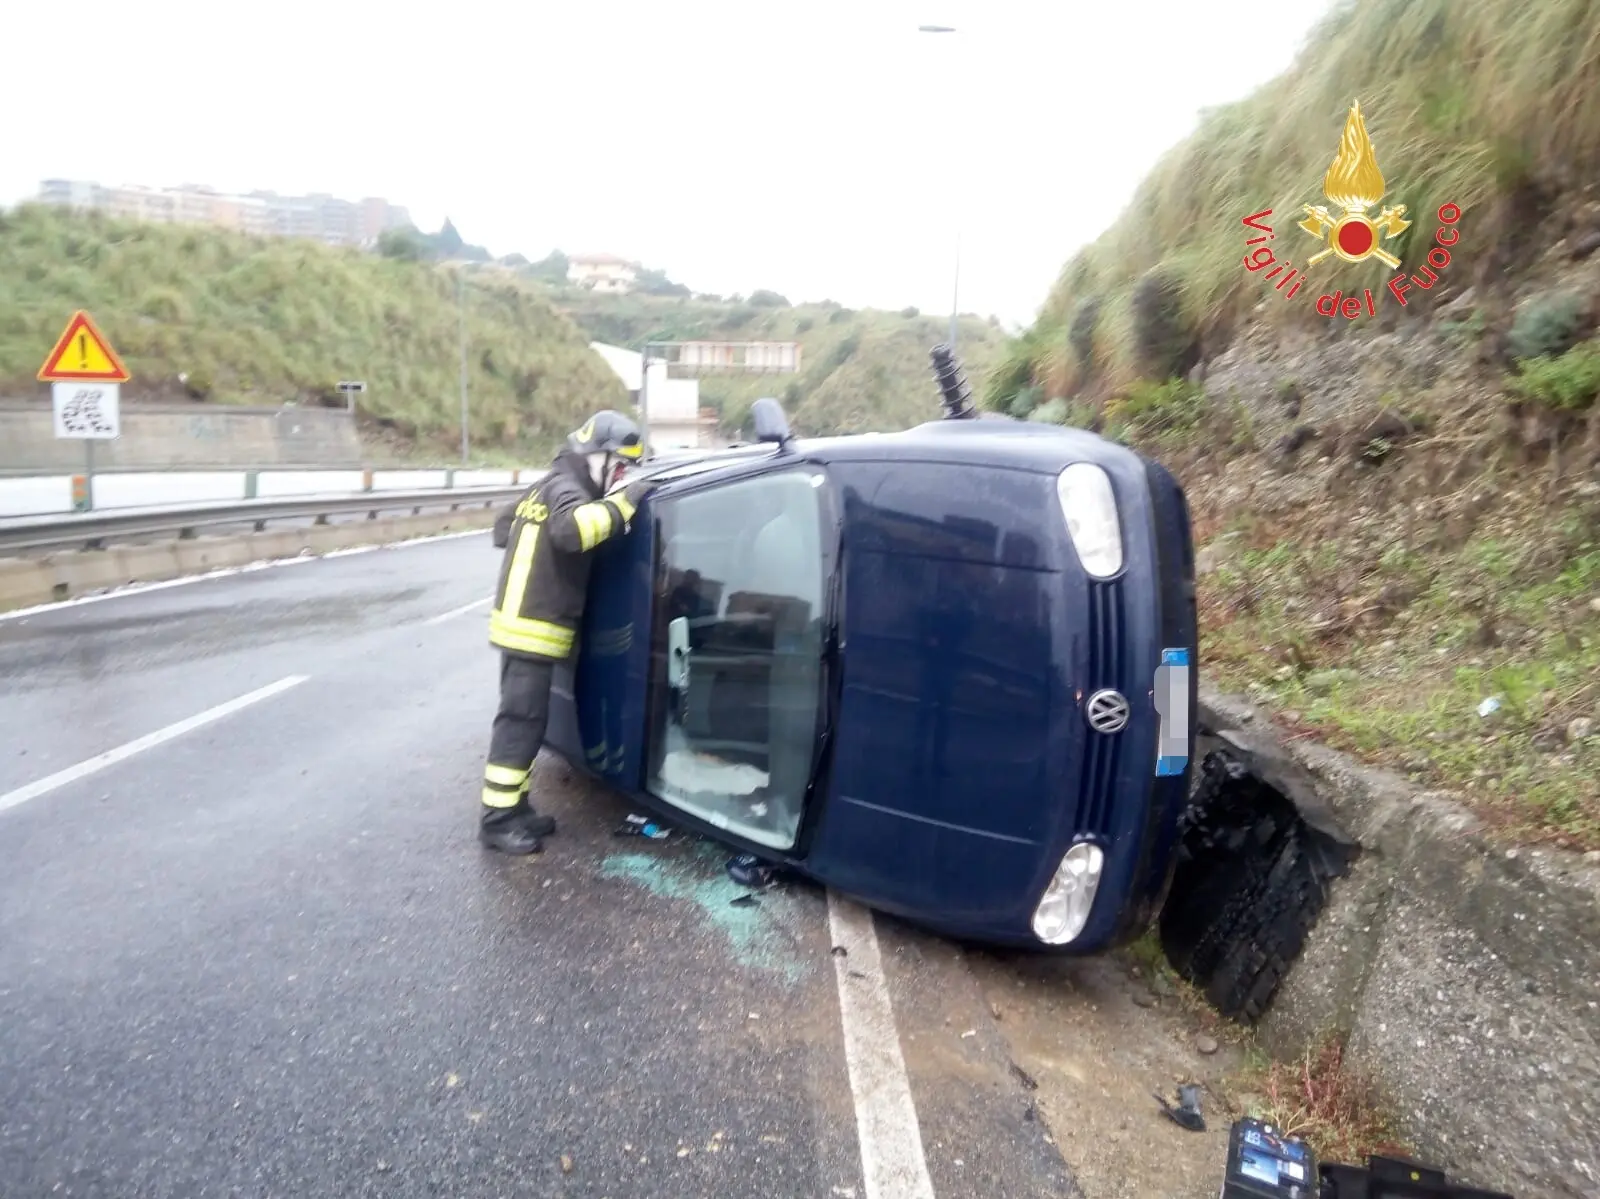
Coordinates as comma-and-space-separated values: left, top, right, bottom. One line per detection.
254, 470, 368, 499
0, 508, 504, 613
0, 476, 72, 517
453, 470, 516, 487
1199, 688, 1600, 1199
0, 399, 364, 470
0, 468, 542, 518
371, 470, 449, 491
94, 472, 245, 509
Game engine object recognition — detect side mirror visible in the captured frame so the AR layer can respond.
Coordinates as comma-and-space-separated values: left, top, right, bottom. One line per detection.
750, 397, 793, 449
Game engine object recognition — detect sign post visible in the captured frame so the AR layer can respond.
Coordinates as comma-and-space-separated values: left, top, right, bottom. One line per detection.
337, 380, 367, 413
37, 310, 130, 512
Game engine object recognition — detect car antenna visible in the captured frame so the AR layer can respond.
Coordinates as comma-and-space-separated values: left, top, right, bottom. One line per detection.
929, 343, 978, 421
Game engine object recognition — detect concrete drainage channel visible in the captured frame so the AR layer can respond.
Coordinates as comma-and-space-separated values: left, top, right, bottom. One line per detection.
1170, 689, 1600, 1199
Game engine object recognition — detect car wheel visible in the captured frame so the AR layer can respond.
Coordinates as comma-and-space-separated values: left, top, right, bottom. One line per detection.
1157, 749, 1352, 1024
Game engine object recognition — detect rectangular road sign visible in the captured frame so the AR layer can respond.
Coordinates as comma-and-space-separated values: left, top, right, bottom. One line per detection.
337, 380, 367, 393
52, 382, 121, 439
39, 310, 131, 383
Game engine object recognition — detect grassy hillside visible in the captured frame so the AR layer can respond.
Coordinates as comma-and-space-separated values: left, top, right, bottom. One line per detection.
0, 205, 625, 460
548, 288, 1009, 437
990, 0, 1600, 404
987, 0, 1600, 849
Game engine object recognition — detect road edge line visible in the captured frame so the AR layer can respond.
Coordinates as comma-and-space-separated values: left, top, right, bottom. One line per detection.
828, 890, 937, 1199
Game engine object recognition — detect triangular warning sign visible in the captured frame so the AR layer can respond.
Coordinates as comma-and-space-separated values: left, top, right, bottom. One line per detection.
38, 310, 130, 382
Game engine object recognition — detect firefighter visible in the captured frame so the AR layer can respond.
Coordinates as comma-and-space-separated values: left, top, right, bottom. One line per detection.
478, 410, 656, 854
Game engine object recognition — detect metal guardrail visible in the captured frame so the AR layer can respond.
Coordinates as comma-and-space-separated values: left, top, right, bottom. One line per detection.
0, 485, 528, 554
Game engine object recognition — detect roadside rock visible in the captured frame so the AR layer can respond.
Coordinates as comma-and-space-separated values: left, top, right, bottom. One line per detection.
1196, 532, 1243, 576
1568, 717, 1596, 744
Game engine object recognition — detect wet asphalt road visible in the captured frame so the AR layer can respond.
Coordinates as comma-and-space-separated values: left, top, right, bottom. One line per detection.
0, 534, 1072, 1199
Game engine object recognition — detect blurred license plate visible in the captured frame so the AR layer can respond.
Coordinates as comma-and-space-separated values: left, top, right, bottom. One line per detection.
1154, 648, 1190, 777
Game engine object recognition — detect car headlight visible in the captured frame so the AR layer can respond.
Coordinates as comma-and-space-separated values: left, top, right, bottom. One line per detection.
1031, 842, 1105, 945
1056, 463, 1123, 578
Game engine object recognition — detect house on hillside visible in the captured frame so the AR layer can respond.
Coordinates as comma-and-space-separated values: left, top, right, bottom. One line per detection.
567, 253, 638, 293
588, 342, 715, 451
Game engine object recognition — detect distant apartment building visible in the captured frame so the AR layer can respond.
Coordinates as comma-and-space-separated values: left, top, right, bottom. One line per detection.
567, 253, 638, 294
675, 341, 802, 373
35, 179, 412, 248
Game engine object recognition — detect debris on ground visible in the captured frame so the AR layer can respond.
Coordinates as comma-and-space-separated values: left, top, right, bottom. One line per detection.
1009, 1062, 1039, 1091
729, 893, 759, 908
1155, 1083, 1207, 1132
1195, 1033, 1220, 1055
615, 814, 671, 839
725, 852, 775, 887
559, 1154, 573, 1174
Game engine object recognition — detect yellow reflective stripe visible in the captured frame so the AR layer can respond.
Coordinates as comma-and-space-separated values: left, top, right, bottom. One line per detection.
617, 442, 642, 459
500, 523, 540, 617
610, 493, 636, 524
481, 786, 521, 808
489, 610, 575, 657
484, 764, 529, 788
573, 502, 615, 551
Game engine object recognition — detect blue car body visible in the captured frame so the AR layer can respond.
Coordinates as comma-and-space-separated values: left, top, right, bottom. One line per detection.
541, 417, 1198, 952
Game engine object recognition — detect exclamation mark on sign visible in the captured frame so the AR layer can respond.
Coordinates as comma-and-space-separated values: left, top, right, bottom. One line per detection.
77, 332, 88, 369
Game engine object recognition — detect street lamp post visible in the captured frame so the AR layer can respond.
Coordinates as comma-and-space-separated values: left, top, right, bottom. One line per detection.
918, 23, 961, 351
457, 268, 469, 466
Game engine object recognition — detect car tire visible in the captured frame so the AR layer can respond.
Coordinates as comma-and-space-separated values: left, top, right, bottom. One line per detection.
1158, 750, 1349, 1024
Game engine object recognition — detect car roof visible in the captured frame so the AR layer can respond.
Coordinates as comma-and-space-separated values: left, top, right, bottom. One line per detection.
642, 418, 1137, 483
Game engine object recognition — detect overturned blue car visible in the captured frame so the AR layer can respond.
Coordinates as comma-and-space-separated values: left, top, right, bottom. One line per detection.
501, 347, 1199, 954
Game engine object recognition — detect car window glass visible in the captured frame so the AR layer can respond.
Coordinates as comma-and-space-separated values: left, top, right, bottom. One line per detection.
645, 468, 825, 851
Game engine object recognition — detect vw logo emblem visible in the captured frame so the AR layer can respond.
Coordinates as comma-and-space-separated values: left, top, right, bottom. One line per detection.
1085, 689, 1130, 734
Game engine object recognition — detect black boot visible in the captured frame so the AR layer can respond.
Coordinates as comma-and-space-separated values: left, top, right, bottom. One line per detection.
479, 804, 543, 855
521, 807, 557, 838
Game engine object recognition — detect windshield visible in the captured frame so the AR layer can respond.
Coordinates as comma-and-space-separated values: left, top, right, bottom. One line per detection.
643, 467, 827, 851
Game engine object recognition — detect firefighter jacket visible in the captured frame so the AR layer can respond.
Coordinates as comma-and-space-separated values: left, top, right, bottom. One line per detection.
488, 451, 640, 661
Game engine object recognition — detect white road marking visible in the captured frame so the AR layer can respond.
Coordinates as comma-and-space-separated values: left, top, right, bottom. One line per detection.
0, 528, 490, 623
828, 891, 936, 1199
0, 675, 310, 815
423, 596, 490, 625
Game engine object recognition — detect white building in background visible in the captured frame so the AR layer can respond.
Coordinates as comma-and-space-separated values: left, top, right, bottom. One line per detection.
567, 253, 639, 293
589, 342, 715, 451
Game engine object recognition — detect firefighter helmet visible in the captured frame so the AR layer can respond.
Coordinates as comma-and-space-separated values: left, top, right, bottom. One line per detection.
567, 410, 643, 460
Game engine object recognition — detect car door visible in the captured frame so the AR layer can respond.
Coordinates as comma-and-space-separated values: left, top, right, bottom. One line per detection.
639, 464, 832, 853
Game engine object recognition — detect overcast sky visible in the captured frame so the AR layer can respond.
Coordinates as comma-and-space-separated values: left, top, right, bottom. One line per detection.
2, 0, 1337, 328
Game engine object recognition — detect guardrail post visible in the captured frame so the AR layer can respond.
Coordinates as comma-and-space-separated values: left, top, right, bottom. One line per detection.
446, 468, 456, 490
362, 468, 373, 493
72, 474, 91, 513
245, 470, 259, 500
511, 469, 520, 485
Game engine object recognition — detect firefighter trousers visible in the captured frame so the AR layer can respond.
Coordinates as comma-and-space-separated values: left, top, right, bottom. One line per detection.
482, 654, 556, 811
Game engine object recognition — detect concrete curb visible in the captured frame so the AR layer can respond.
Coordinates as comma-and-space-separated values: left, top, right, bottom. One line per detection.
1198, 686, 1600, 1198
0, 508, 497, 613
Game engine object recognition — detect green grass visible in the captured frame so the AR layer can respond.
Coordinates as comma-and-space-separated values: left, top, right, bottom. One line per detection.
1507, 338, 1600, 410
988, 0, 1600, 403
1201, 518, 1600, 848
0, 205, 626, 459
544, 287, 1009, 438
